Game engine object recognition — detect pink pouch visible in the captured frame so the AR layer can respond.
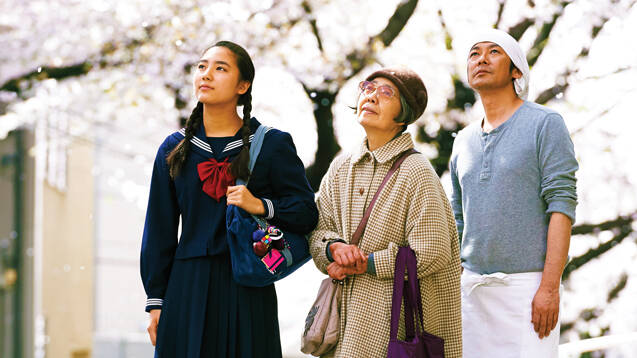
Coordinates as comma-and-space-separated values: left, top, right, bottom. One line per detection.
261, 249, 285, 274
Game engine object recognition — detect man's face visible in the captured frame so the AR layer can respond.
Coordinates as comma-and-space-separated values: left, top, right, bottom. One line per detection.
467, 42, 521, 92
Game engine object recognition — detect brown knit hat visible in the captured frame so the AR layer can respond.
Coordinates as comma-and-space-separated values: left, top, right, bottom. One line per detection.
365, 67, 428, 124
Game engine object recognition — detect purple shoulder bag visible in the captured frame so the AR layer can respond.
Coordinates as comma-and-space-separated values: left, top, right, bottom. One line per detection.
387, 247, 445, 358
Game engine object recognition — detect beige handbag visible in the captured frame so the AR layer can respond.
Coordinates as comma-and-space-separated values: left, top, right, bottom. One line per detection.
301, 149, 418, 356
301, 278, 343, 355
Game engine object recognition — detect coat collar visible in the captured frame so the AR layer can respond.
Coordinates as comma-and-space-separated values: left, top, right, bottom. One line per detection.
351, 132, 414, 166
177, 117, 264, 159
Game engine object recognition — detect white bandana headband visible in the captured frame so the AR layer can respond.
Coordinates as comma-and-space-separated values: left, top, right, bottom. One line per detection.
469, 29, 530, 100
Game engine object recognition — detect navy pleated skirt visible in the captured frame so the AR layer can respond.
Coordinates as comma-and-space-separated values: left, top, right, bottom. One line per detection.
154, 253, 282, 358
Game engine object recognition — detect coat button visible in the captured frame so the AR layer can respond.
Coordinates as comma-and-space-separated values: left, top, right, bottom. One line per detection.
359, 188, 364, 195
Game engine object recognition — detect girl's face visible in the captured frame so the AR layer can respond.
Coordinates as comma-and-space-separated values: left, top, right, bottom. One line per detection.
356, 77, 403, 134
193, 46, 250, 105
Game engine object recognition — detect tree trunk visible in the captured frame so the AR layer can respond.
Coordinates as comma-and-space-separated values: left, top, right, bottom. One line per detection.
305, 90, 340, 191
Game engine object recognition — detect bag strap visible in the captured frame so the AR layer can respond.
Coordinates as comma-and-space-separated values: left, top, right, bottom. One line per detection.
389, 247, 424, 340
231, 124, 296, 267
404, 247, 425, 336
235, 124, 270, 228
235, 124, 269, 186
248, 125, 269, 174
389, 247, 409, 340
350, 148, 418, 246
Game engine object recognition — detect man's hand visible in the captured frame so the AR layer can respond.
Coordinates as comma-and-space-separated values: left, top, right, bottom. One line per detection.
531, 285, 560, 339
532, 212, 571, 339
226, 185, 266, 215
329, 242, 367, 267
147, 309, 161, 346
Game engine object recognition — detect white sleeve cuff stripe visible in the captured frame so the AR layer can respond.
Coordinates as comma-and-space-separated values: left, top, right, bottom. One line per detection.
264, 199, 274, 220
146, 298, 163, 306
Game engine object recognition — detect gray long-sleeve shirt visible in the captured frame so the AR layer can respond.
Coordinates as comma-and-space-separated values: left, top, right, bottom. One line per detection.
449, 101, 578, 274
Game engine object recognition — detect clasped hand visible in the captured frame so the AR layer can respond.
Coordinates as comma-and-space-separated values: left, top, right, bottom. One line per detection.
226, 185, 265, 215
327, 242, 368, 281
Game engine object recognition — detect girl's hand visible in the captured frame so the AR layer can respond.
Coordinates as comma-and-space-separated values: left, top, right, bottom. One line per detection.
147, 309, 161, 346
226, 185, 266, 215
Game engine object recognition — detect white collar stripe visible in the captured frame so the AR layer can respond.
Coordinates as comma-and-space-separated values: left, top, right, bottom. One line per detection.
177, 127, 271, 154
222, 133, 257, 152
222, 128, 271, 152
192, 139, 211, 151
189, 135, 210, 149
192, 141, 212, 153
223, 137, 251, 152
177, 128, 212, 153
223, 143, 243, 151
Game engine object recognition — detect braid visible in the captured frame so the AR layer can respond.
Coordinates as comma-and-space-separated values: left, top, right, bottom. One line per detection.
166, 102, 203, 178
230, 91, 252, 181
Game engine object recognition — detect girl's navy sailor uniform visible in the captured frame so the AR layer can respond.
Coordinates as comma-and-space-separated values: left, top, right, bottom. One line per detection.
140, 117, 318, 357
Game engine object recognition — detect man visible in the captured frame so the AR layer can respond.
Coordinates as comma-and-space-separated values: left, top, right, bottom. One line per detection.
449, 29, 578, 357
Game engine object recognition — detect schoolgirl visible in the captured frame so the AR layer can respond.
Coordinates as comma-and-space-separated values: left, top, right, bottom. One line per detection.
140, 41, 318, 357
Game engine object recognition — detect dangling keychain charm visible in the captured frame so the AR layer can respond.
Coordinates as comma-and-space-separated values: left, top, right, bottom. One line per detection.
267, 226, 285, 250
251, 224, 286, 264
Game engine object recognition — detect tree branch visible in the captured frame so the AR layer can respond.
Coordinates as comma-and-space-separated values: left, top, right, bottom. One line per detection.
571, 212, 637, 235
560, 307, 603, 334
563, 223, 635, 281
0, 24, 158, 98
1, 62, 93, 96
560, 273, 628, 335
570, 104, 616, 136
437, 9, 453, 50
607, 273, 628, 303
301, 1, 324, 52
343, 0, 419, 82
526, 1, 573, 67
302, 0, 420, 189
580, 66, 633, 81
534, 10, 615, 104
507, 18, 534, 40
534, 70, 572, 105
377, 0, 419, 46
494, 0, 506, 29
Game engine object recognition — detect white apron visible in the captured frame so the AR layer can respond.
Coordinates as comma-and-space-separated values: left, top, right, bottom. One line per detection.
461, 269, 561, 358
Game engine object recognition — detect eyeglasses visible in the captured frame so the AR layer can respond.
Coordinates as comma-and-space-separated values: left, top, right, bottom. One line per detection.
358, 81, 397, 99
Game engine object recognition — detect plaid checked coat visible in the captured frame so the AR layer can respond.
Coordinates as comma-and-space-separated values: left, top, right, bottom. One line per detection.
308, 133, 462, 358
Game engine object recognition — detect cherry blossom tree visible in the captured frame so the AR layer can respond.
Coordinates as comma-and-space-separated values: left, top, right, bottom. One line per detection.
1, 0, 636, 356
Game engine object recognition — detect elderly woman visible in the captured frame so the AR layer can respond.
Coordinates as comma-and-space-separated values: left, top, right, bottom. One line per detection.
308, 68, 462, 358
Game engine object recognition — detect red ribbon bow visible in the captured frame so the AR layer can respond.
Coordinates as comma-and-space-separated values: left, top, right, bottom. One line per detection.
197, 158, 235, 201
